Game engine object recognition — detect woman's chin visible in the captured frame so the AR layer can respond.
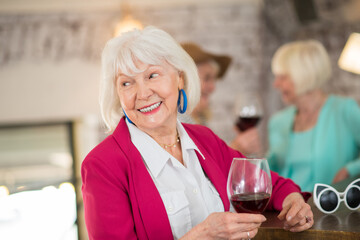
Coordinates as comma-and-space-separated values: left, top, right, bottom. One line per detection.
281, 95, 294, 105
136, 114, 177, 130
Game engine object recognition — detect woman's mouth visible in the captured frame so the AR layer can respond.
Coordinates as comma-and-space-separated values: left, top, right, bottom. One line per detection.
138, 102, 161, 113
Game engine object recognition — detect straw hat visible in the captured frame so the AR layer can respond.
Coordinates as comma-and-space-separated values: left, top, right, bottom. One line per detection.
181, 42, 232, 78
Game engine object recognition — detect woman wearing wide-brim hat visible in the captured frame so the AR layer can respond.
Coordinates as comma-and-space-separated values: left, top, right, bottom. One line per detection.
181, 43, 231, 125
182, 43, 262, 156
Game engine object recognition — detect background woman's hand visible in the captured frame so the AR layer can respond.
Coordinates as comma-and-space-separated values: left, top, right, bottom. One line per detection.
278, 192, 313, 232
230, 128, 262, 156
181, 212, 266, 240
332, 167, 349, 184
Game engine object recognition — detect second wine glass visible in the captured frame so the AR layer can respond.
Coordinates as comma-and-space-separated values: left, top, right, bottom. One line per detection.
234, 93, 263, 132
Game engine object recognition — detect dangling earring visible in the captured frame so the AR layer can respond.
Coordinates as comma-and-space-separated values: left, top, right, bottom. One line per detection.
122, 109, 134, 124
177, 89, 187, 114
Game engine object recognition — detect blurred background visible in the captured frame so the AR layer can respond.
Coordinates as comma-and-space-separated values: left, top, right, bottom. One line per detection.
0, 0, 359, 239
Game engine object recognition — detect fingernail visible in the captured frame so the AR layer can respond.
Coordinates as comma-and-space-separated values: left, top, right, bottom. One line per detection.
287, 216, 292, 221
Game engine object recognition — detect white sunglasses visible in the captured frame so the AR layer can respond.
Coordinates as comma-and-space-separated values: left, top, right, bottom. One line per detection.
313, 178, 360, 214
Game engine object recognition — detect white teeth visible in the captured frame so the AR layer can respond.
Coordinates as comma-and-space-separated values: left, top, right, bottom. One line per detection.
139, 102, 161, 113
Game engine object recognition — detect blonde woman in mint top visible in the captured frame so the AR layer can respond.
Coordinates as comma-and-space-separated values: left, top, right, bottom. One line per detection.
268, 39, 360, 192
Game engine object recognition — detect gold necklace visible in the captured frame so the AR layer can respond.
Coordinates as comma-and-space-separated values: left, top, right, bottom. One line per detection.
163, 132, 180, 149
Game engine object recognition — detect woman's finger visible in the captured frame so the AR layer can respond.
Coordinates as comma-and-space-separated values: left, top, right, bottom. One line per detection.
278, 202, 291, 220
234, 213, 266, 224
239, 222, 263, 232
284, 202, 304, 226
289, 219, 313, 232
285, 209, 314, 232
294, 203, 311, 225
232, 228, 259, 240
205, 212, 266, 238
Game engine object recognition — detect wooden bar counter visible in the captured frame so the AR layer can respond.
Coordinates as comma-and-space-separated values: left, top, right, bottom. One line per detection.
254, 177, 360, 240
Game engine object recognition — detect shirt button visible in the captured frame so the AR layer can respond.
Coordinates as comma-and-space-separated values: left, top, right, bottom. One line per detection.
193, 188, 198, 194
168, 206, 173, 212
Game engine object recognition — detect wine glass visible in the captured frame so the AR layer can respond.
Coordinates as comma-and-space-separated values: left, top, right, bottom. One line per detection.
234, 93, 263, 132
227, 158, 272, 214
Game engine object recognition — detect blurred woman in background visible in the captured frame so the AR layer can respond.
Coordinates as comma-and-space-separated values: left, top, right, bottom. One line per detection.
267, 39, 360, 192
180, 42, 231, 125
181, 43, 262, 156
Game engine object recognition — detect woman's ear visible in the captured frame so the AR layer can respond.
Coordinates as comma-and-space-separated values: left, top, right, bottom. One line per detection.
115, 77, 122, 99
178, 71, 185, 90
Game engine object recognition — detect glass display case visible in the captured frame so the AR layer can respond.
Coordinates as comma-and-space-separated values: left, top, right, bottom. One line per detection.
0, 122, 78, 240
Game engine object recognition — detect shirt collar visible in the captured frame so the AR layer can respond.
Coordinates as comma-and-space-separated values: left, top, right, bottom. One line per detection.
176, 120, 205, 160
126, 119, 205, 178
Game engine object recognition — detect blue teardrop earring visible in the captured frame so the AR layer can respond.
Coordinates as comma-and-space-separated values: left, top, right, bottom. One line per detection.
122, 109, 134, 124
177, 89, 187, 114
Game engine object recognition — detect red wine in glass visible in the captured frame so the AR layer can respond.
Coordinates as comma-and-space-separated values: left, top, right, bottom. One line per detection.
236, 116, 262, 132
230, 192, 271, 214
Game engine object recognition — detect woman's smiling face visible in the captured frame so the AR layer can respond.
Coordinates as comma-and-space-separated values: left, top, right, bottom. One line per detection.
116, 59, 184, 132
273, 74, 297, 105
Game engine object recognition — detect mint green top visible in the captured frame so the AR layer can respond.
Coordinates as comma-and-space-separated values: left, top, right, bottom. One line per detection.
267, 95, 360, 192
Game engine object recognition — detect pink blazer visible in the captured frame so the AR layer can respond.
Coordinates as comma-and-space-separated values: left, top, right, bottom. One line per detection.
81, 118, 310, 239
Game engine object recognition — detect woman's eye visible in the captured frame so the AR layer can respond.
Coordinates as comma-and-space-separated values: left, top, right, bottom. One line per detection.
122, 82, 130, 87
149, 73, 159, 79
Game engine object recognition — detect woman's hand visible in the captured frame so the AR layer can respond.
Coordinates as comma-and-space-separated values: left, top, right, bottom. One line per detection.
181, 212, 266, 240
230, 128, 262, 156
278, 192, 313, 232
332, 167, 349, 184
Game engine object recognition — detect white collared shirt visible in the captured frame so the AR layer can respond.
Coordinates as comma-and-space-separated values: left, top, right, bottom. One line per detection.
126, 119, 224, 239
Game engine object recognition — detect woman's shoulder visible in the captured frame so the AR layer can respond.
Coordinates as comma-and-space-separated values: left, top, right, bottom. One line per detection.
182, 123, 217, 139
326, 95, 358, 108
323, 95, 359, 116
326, 95, 360, 123
82, 134, 130, 172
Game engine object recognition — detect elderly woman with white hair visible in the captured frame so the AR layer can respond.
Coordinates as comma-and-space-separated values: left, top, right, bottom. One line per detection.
81, 26, 314, 240
268, 39, 360, 192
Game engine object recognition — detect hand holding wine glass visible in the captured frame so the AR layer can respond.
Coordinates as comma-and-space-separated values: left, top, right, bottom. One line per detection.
230, 128, 262, 156
232, 94, 264, 157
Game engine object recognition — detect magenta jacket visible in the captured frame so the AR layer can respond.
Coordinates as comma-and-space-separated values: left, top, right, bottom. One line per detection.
81, 118, 310, 240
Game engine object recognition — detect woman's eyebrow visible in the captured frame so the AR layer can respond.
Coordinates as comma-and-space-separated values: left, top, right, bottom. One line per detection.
116, 73, 134, 81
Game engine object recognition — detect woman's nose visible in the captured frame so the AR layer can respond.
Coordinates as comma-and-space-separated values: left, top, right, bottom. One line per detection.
137, 82, 153, 100
203, 78, 216, 94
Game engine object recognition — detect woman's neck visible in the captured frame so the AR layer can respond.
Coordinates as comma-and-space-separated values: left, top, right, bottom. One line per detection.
139, 116, 184, 164
293, 90, 327, 132
138, 116, 179, 149
295, 90, 326, 115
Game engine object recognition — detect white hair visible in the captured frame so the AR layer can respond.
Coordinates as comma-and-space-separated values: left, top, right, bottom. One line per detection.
271, 39, 332, 95
99, 26, 200, 133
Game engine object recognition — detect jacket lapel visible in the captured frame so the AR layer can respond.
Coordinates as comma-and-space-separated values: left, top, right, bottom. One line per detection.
113, 119, 173, 240
188, 132, 231, 211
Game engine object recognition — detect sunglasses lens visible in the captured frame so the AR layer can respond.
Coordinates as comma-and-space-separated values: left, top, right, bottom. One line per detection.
346, 187, 360, 209
320, 190, 338, 212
